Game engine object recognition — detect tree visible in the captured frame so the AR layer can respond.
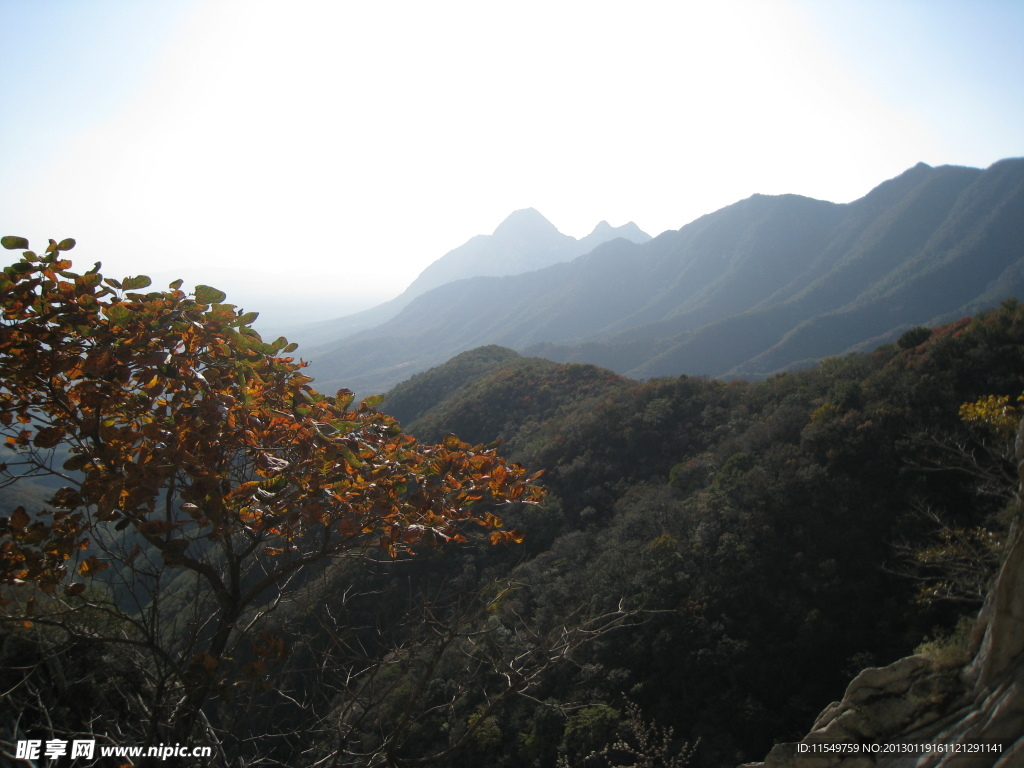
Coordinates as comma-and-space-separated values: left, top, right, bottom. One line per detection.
0, 237, 544, 761
897, 326, 933, 350
893, 393, 1022, 607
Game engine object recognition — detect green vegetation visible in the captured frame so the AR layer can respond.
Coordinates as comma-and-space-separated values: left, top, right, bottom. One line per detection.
914, 615, 976, 670
375, 299, 1024, 766
4, 235, 1024, 767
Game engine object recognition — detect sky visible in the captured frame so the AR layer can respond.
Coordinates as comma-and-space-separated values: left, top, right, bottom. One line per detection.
2, 0, 1022, 333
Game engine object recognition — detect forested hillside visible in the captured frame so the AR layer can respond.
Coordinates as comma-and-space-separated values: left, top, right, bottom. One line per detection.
372, 303, 1024, 766
306, 158, 1024, 398
5, 238, 1024, 768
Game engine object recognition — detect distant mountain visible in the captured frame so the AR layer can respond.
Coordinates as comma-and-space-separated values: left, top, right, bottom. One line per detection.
303, 158, 1024, 398
293, 209, 651, 346
404, 208, 651, 298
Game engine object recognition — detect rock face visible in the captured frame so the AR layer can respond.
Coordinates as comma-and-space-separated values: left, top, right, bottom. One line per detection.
739, 425, 1024, 768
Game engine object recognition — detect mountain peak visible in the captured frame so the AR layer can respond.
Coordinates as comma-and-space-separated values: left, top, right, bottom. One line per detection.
304, 157, 1024, 399
492, 208, 559, 238
584, 219, 652, 246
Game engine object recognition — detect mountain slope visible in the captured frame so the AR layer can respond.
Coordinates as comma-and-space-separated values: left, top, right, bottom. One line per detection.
361, 300, 1024, 766
382, 346, 632, 444
294, 209, 650, 346
305, 159, 1024, 397
404, 208, 651, 298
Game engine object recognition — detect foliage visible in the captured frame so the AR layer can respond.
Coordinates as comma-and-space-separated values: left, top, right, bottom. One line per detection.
0, 238, 543, 758
563, 705, 621, 760
6, 232, 1024, 767
903, 517, 1006, 605
369, 298, 1024, 767
568, 700, 698, 768
382, 345, 523, 427
897, 326, 933, 350
891, 390, 1024, 607
393, 355, 631, 450
914, 615, 976, 670
958, 393, 1022, 440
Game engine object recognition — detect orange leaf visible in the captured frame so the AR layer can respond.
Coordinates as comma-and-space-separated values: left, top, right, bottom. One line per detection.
78, 556, 110, 577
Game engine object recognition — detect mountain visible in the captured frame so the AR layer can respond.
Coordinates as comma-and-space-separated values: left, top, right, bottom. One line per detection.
405, 208, 651, 298
381, 345, 632, 446
292, 209, 651, 346
371, 300, 1024, 766
303, 158, 1024, 398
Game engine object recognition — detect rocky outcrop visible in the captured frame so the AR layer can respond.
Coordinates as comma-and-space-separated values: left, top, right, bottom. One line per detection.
739, 424, 1024, 768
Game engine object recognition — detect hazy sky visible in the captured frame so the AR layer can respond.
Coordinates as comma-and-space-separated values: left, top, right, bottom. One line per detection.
2, 0, 1022, 330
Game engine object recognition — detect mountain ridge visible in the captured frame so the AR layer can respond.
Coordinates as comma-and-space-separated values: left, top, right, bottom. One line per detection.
302, 158, 1024, 397
293, 209, 651, 346
373, 301, 1024, 767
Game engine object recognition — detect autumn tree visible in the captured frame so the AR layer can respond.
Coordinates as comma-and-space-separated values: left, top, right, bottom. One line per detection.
0, 237, 543, 762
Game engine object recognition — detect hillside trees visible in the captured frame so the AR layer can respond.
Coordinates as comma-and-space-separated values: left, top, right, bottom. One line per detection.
0, 237, 544, 763
378, 301, 1024, 766
889, 391, 1023, 607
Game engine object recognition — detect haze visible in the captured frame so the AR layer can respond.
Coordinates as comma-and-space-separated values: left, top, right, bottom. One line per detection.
1, 0, 1021, 333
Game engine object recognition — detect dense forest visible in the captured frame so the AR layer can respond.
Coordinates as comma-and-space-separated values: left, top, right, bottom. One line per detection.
3, 240, 1024, 767
375, 305, 1024, 766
